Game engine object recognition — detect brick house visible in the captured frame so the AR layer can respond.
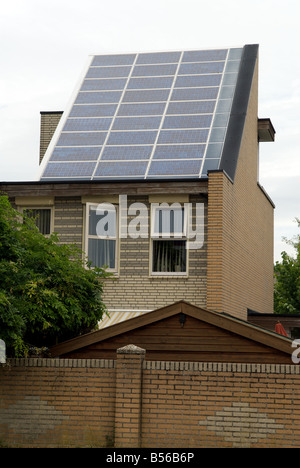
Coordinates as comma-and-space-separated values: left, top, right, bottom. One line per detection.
1, 44, 275, 324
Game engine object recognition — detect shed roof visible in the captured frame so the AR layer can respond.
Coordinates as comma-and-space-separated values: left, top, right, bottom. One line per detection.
50, 301, 293, 363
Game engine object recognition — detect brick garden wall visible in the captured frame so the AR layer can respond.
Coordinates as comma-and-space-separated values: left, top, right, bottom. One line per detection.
1, 347, 300, 448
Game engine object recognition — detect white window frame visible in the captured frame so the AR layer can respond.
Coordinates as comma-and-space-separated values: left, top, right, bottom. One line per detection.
85, 202, 118, 273
150, 203, 188, 276
21, 206, 54, 237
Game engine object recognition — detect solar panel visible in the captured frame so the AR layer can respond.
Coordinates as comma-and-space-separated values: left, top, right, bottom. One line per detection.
39, 47, 244, 181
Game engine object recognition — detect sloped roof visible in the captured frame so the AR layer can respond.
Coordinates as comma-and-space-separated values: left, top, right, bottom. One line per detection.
50, 300, 293, 360
38, 45, 258, 183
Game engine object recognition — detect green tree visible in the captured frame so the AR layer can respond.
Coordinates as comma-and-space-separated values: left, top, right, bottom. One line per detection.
0, 194, 111, 357
274, 218, 300, 315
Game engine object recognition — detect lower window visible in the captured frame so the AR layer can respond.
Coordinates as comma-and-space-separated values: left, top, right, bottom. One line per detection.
87, 238, 116, 270
152, 239, 186, 273
151, 204, 187, 275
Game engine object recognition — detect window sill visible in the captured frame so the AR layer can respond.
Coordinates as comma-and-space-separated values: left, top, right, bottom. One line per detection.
150, 273, 188, 278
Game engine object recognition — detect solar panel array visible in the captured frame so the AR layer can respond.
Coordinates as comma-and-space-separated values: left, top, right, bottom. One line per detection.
40, 47, 243, 181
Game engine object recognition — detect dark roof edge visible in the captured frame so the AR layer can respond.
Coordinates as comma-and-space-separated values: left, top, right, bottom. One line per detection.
0, 177, 208, 186
40, 111, 64, 115
257, 182, 275, 208
219, 44, 259, 181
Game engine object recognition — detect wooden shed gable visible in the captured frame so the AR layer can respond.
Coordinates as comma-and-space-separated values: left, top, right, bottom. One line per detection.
50, 301, 293, 363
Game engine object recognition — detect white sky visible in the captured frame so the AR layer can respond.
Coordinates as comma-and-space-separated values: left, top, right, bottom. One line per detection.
0, 0, 299, 262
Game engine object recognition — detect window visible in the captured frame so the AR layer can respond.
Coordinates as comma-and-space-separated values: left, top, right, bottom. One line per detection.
86, 203, 118, 271
23, 208, 52, 235
151, 203, 187, 274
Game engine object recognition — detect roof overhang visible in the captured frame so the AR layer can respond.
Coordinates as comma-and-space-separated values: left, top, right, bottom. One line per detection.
258, 118, 276, 142
0, 178, 208, 198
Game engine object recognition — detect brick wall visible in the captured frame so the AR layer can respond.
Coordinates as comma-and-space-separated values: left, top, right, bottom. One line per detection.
0, 358, 115, 448
1, 348, 300, 448
207, 58, 274, 319
39, 112, 63, 164
53, 196, 83, 247
102, 194, 207, 311
52, 194, 208, 311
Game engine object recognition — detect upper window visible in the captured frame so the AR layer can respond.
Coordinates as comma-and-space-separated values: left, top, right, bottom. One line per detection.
23, 208, 52, 236
85, 203, 118, 271
151, 204, 187, 275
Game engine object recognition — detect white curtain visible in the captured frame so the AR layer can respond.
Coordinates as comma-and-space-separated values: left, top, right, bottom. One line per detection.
88, 238, 116, 269
153, 240, 186, 272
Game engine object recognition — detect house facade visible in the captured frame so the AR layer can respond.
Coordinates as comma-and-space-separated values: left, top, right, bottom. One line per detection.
1, 44, 275, 322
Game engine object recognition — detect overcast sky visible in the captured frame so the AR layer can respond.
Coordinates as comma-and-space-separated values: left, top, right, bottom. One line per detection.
0, 0, 299, 262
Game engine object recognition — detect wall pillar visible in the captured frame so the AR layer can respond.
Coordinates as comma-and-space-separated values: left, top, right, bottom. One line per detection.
114, 344, 146, 448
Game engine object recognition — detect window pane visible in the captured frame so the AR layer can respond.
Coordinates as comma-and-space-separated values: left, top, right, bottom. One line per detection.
154, 207, 185, 236
88, 238, 116, 269
89, 205, 116, 237
152, 240, 186, 272
24, 209, 51, 235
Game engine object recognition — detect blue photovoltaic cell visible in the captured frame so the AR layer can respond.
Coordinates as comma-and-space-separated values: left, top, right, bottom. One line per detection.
136, 51, 181, 64
153, 145, 205, 159
166, 101, 216, 115
69, 104, 118, 118
91, 54, 135, 66
157, 129, 209, 144
175, 74, 222, 88
178, 62, 225, 75
122, 89, 170, 102
57, 132, 107, 146
117, 102, 167, 116
81, 78, 127, 91
182, 49, 227, 62
40, 47, 244, 181
112, 116, 162, 131
63, 118, 112, 132
127, 76, 174, 89
107, 131, 158, 145
75, 91, 122, 104
163, 115, 212, 129
43, 162, 96, 178
94, 161, 148, 177
171, 87, 219, 101
50, 147, 101, 161
148, 159, 202, 176
101, 146, 152, 160
86, 66, 131, 79
132, 64, 178, 77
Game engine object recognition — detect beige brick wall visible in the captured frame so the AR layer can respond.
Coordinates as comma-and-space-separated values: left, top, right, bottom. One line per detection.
102, 194, 207, 311
53, 197, 83, 247
39, 112, 63, 164
207, 58, 274, 320
50, 194, 207, 312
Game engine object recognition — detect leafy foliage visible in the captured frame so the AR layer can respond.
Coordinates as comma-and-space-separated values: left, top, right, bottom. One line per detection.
274, 218, 300, 314
0, 194, 111, 356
